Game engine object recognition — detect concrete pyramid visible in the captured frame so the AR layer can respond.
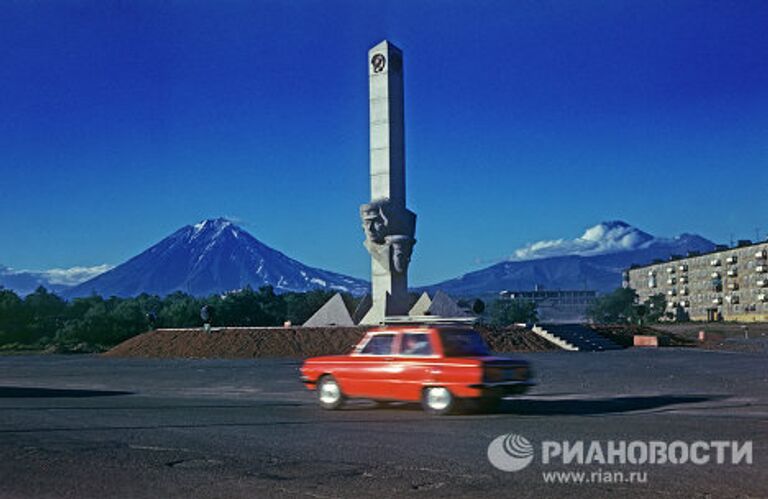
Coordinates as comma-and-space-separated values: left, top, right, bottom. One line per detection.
303, 293, 354, 327
408, 292, 432, 316
426, 290, 468, 317
351, 294, 373, 325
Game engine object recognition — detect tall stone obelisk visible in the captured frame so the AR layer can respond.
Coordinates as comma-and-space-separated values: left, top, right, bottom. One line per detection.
360, 40, 416, 325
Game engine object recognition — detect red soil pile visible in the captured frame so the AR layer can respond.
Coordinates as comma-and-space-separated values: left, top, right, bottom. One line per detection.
476, 324, 558, 352
103, 327, 368, 359
104, 325, 555, 359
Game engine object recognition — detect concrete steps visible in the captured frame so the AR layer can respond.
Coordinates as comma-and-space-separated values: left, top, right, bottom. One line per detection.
531, 323, 623, 352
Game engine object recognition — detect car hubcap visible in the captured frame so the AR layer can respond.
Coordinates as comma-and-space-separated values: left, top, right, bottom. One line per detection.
426, 387, 451, 411
319, 380, 340, 404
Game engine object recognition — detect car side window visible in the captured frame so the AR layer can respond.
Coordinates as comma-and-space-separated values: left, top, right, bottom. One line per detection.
399, 333, 433, 356
359, 334, 396, 355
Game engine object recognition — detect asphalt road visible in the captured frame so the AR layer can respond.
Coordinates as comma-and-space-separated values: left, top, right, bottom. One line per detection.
0, 349, 766, 498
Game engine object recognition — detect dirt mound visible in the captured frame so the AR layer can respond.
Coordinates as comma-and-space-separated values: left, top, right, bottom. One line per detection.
476, 324, 559, 352
649, 323, 768, 353
104, 325, 554, 359
104, 327, 368, 359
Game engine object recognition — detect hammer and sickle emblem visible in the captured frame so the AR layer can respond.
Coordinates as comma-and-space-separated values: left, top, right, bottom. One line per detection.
371, 53, 386, 73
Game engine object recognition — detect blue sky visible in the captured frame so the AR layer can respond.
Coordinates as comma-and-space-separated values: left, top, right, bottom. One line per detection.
1, 0, 767, 286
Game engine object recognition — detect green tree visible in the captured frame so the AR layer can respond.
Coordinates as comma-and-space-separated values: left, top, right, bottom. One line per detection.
0, 289, 26, 343
489, 299, 538, 326
158, 292, 203, 327
215, 287, 271, 326
107, 299, 148, 343
643, 293, 667, 323
587, 287, 639, 324
457, 298, 486, 315
23, 286, 66, 343
56, 301, 110, 346
283, 290, 337, 325
66, 294, 104, 321
255, 285, 286, 326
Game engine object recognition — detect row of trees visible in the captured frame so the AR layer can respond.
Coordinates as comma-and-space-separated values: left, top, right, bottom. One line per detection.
0, 284, 539, 351
0, 286, 359, 352
483, 287, 671, 327
586, 287, 667, 324
0, 283, 671, 351
487, 299, 539, 326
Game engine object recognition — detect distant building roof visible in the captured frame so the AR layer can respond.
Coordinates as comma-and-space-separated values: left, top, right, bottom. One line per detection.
626, 239, 768, 272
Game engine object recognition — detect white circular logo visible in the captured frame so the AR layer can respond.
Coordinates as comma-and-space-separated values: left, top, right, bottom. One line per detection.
487, 433, 535, 472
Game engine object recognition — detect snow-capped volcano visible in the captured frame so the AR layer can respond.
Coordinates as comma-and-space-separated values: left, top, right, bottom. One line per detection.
425, 221, 717, 295
62, 218, 369, 298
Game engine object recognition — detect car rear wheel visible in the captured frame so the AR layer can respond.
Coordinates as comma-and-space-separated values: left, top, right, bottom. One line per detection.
317, 375, 344, 410
421, 386, 458, 415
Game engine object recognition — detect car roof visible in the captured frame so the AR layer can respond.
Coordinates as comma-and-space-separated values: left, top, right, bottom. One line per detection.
367, 325, 475, 333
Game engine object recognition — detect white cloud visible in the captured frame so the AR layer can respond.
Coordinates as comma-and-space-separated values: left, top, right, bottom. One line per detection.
510, 221, 656, 261
41, 264, 113, 285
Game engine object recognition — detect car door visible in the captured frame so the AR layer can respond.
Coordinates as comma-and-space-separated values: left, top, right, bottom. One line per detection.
344, 332, 401, 399
393, 331, 440, 402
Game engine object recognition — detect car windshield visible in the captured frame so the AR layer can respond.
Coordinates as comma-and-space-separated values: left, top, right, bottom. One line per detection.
439, 330, 491, 357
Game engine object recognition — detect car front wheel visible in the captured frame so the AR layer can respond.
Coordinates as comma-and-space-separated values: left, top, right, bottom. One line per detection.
421, 386, 458, 415
317, 375, 345, 410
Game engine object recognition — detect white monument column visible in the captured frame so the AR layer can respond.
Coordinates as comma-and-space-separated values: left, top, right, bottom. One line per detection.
360, 40, 416, 325
369, 40, 405, 206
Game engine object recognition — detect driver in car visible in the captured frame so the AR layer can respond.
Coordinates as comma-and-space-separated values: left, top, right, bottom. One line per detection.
402, 335, 430, 356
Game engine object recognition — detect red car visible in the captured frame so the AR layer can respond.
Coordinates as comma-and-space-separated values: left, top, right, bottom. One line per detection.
300, 324, 534, 415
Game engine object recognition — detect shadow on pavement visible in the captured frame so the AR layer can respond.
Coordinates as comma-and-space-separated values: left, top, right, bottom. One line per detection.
0, 386, 133, 398
495, 394, 722, 415
346, 394, 723, 416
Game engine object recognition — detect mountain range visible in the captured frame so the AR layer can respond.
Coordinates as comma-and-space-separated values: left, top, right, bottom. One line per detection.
0, 264, 111, 296
422, 221, 716, 296
2, 219, 717, 298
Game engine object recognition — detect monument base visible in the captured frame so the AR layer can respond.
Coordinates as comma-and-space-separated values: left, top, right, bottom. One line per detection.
359, 292, 411, 325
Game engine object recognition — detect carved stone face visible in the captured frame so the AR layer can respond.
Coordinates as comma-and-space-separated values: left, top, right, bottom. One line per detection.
365, 215, 387, 243
361, 204, 388, 244
389, 237, 414, 274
